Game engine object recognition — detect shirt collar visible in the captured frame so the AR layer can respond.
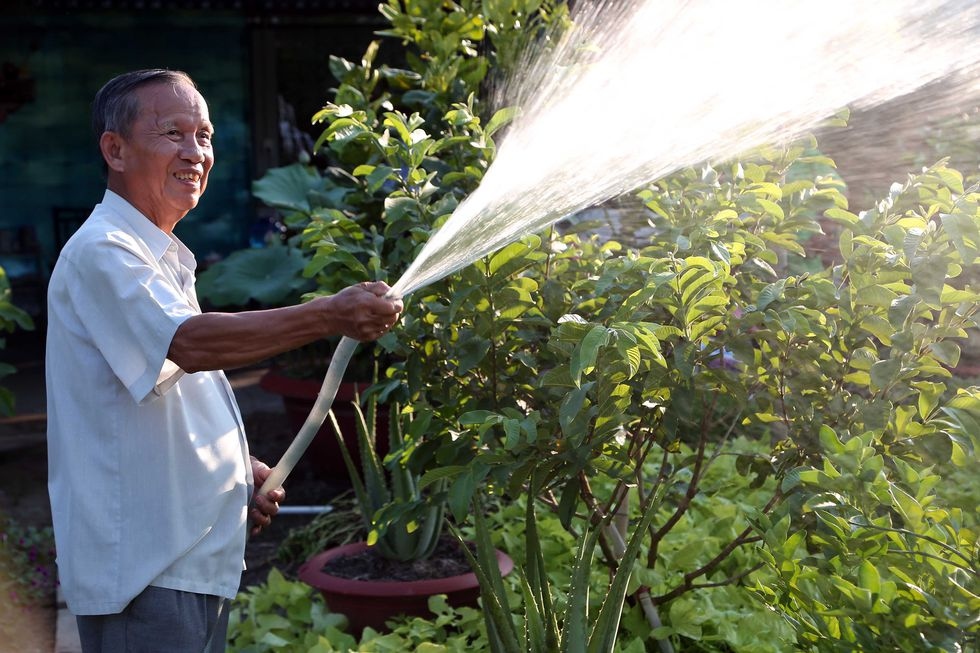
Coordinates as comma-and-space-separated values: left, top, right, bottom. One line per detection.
100, 189, 196, 270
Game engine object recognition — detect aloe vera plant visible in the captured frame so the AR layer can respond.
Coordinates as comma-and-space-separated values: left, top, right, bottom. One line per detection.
457, 470, 664, 653
329, 395, 446, 562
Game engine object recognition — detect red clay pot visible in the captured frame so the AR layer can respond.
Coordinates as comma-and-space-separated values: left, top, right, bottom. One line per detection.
259, 370, 389, 480
298, 541, 514, 633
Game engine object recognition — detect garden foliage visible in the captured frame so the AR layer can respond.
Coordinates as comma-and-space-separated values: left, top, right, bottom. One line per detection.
0, 266, 33, 415
0, 514, 56, 607
234, 1, 980, 651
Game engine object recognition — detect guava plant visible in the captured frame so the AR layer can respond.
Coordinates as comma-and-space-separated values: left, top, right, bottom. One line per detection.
258, 0, 979, 650
431, 155, 979, 652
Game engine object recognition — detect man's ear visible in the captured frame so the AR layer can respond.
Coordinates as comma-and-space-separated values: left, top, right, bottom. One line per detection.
99, 131, 126, 173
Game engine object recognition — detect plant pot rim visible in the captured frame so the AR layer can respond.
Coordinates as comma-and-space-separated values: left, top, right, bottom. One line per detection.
297, 540, 514, 598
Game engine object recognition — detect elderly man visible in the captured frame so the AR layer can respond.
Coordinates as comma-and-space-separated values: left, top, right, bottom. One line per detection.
46, 69, 403, 652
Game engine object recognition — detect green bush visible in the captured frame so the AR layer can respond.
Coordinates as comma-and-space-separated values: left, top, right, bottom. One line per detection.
0, 514, 56, 607
0, 265, 34, 416
230, 462, 795, 652
260, 1, 980, 650
443, 155, 980, 652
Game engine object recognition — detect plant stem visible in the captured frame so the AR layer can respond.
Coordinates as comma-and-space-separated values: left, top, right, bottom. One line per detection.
648, 391, 714, 565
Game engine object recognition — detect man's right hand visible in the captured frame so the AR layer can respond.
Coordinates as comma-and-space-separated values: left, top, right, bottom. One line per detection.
321, 281, 404, 342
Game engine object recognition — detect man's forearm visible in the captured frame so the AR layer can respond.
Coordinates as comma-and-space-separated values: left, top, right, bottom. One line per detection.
168, 299, 333, 373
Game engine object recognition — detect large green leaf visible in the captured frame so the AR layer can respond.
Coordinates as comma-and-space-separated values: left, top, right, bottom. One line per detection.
252, 163, 324, 213
196, 245, 311, 307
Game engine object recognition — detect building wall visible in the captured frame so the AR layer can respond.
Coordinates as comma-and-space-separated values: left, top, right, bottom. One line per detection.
0, 9, 251, 270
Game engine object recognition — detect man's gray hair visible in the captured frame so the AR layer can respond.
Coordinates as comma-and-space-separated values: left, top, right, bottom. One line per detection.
92, 69, 197, 140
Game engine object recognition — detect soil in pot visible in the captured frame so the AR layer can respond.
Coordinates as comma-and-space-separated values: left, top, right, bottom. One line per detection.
321, 536, 475, 582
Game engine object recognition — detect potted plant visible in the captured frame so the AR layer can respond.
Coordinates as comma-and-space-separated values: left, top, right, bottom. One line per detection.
302, 14, 980, 644
297, 393, 514, 633
405, 148, 980, 652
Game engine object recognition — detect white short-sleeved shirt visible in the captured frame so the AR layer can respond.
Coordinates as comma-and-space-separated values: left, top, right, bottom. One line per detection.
46, 189, 252, 615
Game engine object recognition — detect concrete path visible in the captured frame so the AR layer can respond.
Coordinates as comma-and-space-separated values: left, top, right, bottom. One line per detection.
54, 588, 81, 653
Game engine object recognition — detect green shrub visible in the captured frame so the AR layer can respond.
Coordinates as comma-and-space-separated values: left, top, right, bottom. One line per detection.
0, 514, 56, 607
0, 265, 33, 416
262, 1, 980, 650
227, 568, 352, 652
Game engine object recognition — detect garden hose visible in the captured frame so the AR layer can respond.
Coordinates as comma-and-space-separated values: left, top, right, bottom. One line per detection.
256, 279, 430, 499
256, 334, 359, 497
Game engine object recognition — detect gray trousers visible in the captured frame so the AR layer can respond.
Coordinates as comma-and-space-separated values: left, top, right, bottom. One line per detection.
76, 586, 229, 653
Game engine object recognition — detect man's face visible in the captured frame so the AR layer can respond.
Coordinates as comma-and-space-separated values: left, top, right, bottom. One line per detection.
116, 81, 214, 223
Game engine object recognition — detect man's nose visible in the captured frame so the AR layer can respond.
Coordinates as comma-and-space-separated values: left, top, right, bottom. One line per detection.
181, 137, 206, 163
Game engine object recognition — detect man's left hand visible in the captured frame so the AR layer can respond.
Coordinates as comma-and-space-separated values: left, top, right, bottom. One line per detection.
250, 457, 285, 536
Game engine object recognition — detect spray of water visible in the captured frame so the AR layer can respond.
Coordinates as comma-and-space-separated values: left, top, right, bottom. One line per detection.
391, 0, 980, 298
259, 0, 980, 494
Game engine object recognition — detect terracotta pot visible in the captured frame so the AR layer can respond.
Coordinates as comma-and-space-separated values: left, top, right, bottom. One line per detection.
298, 541, 514, 632
258, 370, 389, 480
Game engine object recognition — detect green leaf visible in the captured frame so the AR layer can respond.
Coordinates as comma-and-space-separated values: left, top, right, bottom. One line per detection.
870, 358, 902, 392
824, 207, 860, 226
756, 279, 786, 311
259, 632, 291, 647
819, 425, 845, 454
252, 163, 323, 213
941, 210, 980, 264
488, 238, 538, 276
587, 486, 665, 653
855, 284, 899, 308
615, 338, 642, 378
858, 560, 881, 594
557, 478, 580, 531
888, 295, 920, 329
888, 484, 924, 529
419, 465, 466, 490
860, 315, 894, 345
700, 242, 727, 270
562, 523, 600, 653
667, 599, 703, 641
456, 511, 521, 653
678, 267, 717, 306
571, 326, 610, 386
911, 255, 948, 306
195, 245, 310, 307
757, 198, 785, 219
485, 106, 519, 137
928, 340, 960, 367
449, 468, 479, 523
912, 381, 944, 418
456, 336, 492, 374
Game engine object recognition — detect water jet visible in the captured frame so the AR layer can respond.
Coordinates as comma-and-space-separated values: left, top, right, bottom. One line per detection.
259, 0, 980, 495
